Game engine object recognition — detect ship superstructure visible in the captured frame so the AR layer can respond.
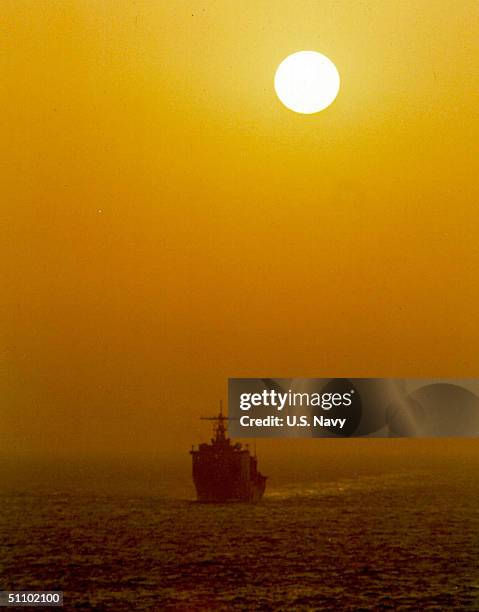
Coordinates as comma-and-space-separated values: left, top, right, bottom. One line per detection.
190, 406, 267, 503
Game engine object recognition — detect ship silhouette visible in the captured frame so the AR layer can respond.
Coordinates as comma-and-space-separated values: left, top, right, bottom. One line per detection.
190, 404, 267, 503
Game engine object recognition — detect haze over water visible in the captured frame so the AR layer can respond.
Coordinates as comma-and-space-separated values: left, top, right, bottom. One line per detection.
2, 442, 478, 610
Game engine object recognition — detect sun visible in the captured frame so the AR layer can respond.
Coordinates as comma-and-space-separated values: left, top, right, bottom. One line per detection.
274, 51, 340, 114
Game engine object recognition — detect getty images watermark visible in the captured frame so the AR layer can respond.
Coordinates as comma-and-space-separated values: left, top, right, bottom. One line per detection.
228, 378, 479, 438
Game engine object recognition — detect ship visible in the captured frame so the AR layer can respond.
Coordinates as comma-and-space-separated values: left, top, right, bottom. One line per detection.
190, 405, 267, 503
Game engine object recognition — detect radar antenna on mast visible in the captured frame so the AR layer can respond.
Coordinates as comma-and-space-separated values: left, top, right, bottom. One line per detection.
200, 400, 230, 442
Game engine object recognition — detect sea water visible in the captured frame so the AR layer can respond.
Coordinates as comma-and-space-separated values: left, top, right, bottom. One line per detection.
1, 460, 478, 610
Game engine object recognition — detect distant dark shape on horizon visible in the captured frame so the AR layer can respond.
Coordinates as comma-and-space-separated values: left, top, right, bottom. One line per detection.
190, 408, 267, 503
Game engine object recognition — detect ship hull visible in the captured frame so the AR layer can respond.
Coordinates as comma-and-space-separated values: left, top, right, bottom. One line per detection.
191, 447, 266, 503
191, 410, 267, 503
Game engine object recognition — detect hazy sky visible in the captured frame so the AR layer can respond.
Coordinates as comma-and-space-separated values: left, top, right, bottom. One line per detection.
2, 1, 479, 456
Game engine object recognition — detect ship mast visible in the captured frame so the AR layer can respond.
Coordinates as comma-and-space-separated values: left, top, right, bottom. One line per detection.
215, 400, 226, 441
200, 400, 228, 443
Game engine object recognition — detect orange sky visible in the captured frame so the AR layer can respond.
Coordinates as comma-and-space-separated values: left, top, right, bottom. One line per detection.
2, 1, 479, 456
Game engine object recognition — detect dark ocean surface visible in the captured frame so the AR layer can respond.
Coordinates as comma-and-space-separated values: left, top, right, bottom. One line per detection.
1, 457, 479, 610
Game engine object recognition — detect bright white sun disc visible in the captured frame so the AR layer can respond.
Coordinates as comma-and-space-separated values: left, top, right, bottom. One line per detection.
274, 51, 340, 114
